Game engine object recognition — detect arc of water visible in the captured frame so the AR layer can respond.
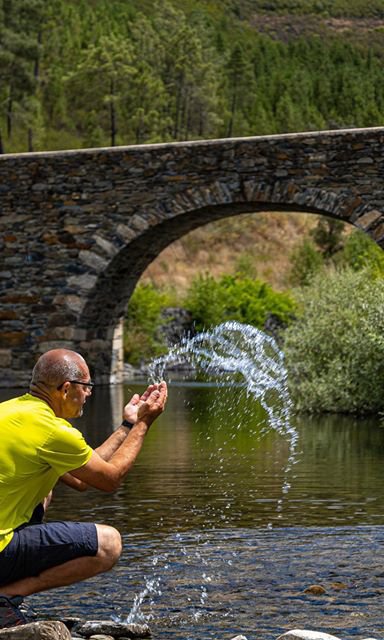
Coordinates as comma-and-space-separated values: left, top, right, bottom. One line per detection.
148, 321, 299, 516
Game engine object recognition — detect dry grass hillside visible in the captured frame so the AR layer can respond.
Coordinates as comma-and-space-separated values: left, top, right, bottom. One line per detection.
141, 210, 320, 296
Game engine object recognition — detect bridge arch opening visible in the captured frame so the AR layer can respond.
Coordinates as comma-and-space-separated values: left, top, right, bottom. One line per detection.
77, 182, 372, 383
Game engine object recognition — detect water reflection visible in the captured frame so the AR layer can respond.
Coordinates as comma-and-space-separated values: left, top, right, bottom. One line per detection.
1, 383, 384, 638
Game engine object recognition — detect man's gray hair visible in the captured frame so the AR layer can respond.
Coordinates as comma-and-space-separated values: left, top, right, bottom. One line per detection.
31, 350, 84, 387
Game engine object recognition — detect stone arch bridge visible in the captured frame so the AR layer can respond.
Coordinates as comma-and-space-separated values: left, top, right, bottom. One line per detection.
1, 127, 384, 387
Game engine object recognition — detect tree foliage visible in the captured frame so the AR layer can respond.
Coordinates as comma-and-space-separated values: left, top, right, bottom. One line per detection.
184, 273, 296, 332
283, 268, 384, 414
124, 282, 173, 366
2, 0, 384, 151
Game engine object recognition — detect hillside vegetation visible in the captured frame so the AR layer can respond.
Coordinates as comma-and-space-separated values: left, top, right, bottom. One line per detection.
2, 0, 384, 154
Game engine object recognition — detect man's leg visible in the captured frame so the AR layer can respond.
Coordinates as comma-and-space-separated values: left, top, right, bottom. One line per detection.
1, 524, 122, 597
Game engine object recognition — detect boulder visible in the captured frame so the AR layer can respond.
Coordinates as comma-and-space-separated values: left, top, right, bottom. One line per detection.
0, 621, 71, 640
277, 631, 341, 640
74, 621, 150, 639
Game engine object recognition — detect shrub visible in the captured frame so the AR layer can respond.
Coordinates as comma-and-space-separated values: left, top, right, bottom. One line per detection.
124, 283, 172, 365
288, 238, 324, 286
283, 267, 384, 414
337, 229, 384, 275
184, 273, 296, 332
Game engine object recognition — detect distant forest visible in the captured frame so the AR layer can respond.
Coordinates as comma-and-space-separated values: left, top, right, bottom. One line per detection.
2, 0, 384, 153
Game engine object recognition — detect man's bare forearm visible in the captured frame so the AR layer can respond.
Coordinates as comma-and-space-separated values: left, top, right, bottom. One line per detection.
95, 425, 131, 460
108, 421, 149, 476
61, 425, 130, 491
60, 472, 88, 491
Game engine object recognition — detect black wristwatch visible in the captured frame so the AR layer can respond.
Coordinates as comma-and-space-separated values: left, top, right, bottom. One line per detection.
121, 419, 134, 430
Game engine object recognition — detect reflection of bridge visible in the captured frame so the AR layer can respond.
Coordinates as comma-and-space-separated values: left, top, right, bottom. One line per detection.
1, 127, 384, 386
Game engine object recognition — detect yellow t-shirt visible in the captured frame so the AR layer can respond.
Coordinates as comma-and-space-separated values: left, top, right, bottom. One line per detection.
0, 393, 93, 552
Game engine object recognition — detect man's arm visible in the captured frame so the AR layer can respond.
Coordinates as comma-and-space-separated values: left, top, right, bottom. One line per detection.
69, 382, 167, 492
60, 383, 165, 490
60, 472, 88, 491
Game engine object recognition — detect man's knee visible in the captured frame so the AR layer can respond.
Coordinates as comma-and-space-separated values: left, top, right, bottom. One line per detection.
95, 524, 122, 569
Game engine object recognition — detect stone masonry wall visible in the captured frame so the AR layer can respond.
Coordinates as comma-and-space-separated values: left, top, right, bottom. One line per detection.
1, 127, 384, 386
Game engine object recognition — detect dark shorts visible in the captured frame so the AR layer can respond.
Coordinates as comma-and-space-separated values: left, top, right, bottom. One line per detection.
0, 514, 98, 587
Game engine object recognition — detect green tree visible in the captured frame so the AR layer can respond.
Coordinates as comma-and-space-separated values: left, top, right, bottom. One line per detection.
0, 0, 44, 151
310, 218, 345, 258
152, 1, 222, 141
283, 268, 384, 414
224, 43, 255, 136
65, 33, 135, 146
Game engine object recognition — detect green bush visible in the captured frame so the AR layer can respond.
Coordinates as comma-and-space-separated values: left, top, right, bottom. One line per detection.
289, 238, 324, 287
124, 283, 172, 365
337, 229, 384, 275
283, 267, 384, 414
184, 273, 296, 332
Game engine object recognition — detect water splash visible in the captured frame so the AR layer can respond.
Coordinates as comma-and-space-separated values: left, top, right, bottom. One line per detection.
121, 576, 162, 624
123, 322, 298, 624
149, 321, 296, 442
149, 321, 298, 517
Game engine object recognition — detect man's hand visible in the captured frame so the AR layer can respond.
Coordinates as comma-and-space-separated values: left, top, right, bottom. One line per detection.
70, 382, 168, 493
123, 382, 167, 426
137, 381, 167, 427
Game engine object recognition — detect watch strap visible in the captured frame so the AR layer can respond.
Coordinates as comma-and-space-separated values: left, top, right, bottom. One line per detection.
121, 419, 135, 430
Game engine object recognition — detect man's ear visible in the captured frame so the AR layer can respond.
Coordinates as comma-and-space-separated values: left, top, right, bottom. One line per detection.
58, 381, 70, 397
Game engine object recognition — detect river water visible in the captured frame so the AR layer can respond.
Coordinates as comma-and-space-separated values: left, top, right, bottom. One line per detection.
2, 381, 384, 639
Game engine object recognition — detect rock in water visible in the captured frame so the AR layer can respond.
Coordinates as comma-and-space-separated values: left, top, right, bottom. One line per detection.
303, 585, 327, 595
277, 631, 341, 640
74, 621, 151, 639
0, 621, 71, 640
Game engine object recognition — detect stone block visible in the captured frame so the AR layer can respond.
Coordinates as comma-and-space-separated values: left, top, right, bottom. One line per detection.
67, 274, 98, 292
0, 332, 28, 347
79, 250, 108, 272
356, 208, 383, 230
94, 235, 118, 257
0, 349, 12, 367
53, 294, 85, 314
42, 327, 76, 341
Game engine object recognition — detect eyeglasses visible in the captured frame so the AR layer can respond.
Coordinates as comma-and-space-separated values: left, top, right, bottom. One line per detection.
57, 380, 95, 390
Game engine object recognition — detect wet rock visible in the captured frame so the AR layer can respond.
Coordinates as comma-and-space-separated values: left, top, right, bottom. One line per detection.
330, 582, 347, 590
0, 621, 71, 640
61, 617, 83, 631
277, 631, 341, 640
303, 584, 327, 595
74, 621, 150, 639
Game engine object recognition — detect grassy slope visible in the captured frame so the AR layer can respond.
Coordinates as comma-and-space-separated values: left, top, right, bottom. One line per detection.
142, 211, 321, 296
